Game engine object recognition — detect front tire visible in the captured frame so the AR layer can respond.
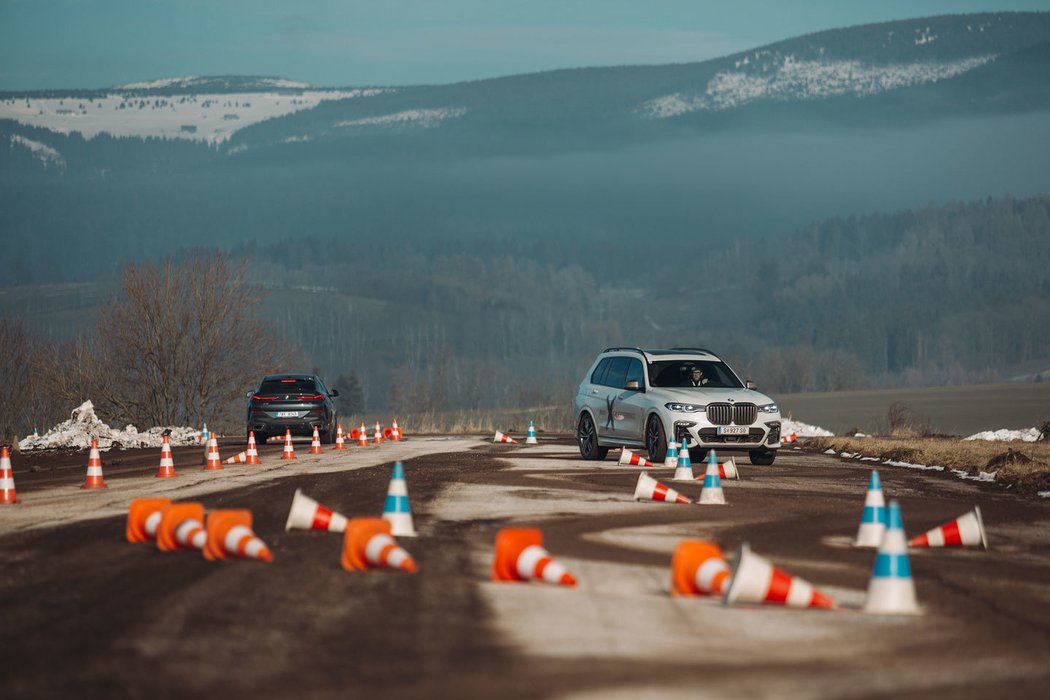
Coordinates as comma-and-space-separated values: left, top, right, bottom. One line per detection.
749, 449, 776, 466
577, 413, 609, 461
646, 415, 667, 463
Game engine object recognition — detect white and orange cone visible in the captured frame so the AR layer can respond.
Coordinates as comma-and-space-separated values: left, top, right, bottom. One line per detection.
126, 497, 171, 543
909, 506, 988, 549
204, 436, 222, 470
671, 540, 730, 596
491, 527, 576, 586
619, 448, 655, 467
854, 470, 886, 548
697, 450, 726, 505
281, 429, 296, 460
391, 418, 403, 441
724, 543, 836, 609
493, 431, 518, 444
633, 471, 692, 504
245, 431, 261, 465
865, 500, 920, 614
334, 424, 347, 450
285, 488, 349, 533
154, 435, 177, 478
81, 439, 108, 489
225, 451, 248, 464
715, 457, 740, 480
341, 517, 417, 573
373, 421, 383, 445
1, 446, 20, 505
157, 502, 207, 552
203, 509, 274, 562
357, 423, 369, 447
310, 426, 324, 454
673, 440, 694, 481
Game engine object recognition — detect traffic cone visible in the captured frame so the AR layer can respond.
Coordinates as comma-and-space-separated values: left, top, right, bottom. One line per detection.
698, 451, 726, 505
1, 446, 22, 505
494, 431, 518, 444
717, 457, 740, 480
663, 438, 679, 469
619, 448, 655, 467
310, 426, 324, 454
204, 436, 222, 470
854, 470, 886, 548
281, 429, 296, 460
382, 461, 417, 537
373, 421, 383, 445
633, 471, 692, 504
81, 439, 108, 489
491, 527, 576, 586
285, 488, 349, 533
156, 502, 207, 552
245, 431, 261, 465
154, 435, 178, 478
391, 418, 402, 441
203, 509, 273, 562
126, 497, 171, 543
224, 451, 248, 464
672, 440, 693, 481
334, 424, 347, 450
909, 506, 988, 549
671, 540, 730, 596
724, 543, 836, 609
864, 500, 920, 614
525, 420, 538, 445
357, 423, 369, 447
201, 422, 210, 442
341, 517, 417, 573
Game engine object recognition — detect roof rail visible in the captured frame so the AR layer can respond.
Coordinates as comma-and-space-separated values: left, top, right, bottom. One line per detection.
602, 347, 648, 355
668, 347, 716, 355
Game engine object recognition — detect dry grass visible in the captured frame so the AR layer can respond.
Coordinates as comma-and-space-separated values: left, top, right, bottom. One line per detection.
392, 405, 575, 436
807, 436, 1050, 493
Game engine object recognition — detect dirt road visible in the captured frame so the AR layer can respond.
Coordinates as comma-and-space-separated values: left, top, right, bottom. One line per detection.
2, 438, 1049, 699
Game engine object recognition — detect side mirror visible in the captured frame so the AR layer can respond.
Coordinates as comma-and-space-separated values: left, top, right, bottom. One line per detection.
745, 380, 757, 390
245, 390, 253, 398
329, 389, 340, 397
625, 380, 641, 391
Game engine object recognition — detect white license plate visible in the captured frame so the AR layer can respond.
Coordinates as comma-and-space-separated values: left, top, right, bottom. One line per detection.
717, 426, 749, 435
276, 411, 300, 418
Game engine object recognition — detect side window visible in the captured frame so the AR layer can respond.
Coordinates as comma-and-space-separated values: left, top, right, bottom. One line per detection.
603, 357, 629, 389
625, 358, 644, 389
590, 358, 611, 385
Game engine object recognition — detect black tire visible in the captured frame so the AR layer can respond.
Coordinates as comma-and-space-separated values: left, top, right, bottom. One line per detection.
577, 413, 609, 461
749, 449, 776, 466
646, 415, 667, 463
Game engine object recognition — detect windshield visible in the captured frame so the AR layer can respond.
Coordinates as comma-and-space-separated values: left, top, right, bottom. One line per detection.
647, 360, 743, 389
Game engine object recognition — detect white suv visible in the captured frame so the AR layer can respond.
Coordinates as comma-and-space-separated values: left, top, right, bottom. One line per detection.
574, 347, 781, 465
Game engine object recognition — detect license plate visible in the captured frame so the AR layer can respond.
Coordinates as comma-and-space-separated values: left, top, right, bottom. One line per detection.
276, 411, 300, 418
717, 426, 749, 435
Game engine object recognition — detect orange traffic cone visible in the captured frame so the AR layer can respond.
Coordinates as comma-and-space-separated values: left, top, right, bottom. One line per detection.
224, 451, 248, 464
633, 471, 691, 504
285, 488, 349, 533
373, 421, 383, 445
204, 436, 222, 470
81, 439, 108, 489
671, 540, 730, 596
203, 509, 273, 562
724, 543, 836, 609
156, 502, 207, 552
281, 429, 296, 460
491, 527, 576, 586
154, 435, 178, 478
334, 424, 347, 450
341, 517, 417, 573
909, 506, 988, 549
391, 419, 402, 441
358, 423, 369, 447
126, 497, 172, 543
493, 431, 518, 444
1, 446, 20, 504
245, 431, 261, 465
619, 448, 655, 467
310, 426, 324, 454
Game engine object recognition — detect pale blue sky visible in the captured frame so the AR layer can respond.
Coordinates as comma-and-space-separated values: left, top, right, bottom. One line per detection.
2, 1, 1049, 90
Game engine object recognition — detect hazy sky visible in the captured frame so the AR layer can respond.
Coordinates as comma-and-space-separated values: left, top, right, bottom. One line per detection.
2, 0, 1050, 90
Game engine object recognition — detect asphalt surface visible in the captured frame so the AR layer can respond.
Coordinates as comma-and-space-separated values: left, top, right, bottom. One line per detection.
2, 437, 1049, 699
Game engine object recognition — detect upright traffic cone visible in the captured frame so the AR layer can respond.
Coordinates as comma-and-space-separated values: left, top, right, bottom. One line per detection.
373, 421, 383, 445
663, 438, 679, 469
285, 488, 349, 533
334, 424, 347, 450
201, 422, 210, 442
81, 439, 108, 489
526, 421, 538, 445
1, 446, 22, 505
493, 431, 518, 444
854, 470, 886, 548
204, 436, 222, 470
281, 429, 296, 460
724, 543, 836, 609
245, 431, 261, 465
358, 423, 369, 447
224, 451, 248, 464
156, 502, 207, 552
698, 450, 726, 505
909, 506, 988, 549
391, 419, 402, 441
865, 500, 920, 614
341, 517, 417, 573
671, 540, 730, 597
310, 426, 324, 454
154, 435, 178, 478
633, 471, 692, 504
619, 448, 655, 467
126, 497, 171, 543
673, 440, 693, 481
203, 509, 273, 562
382, 461, 417, 537
491, 527, 576, 586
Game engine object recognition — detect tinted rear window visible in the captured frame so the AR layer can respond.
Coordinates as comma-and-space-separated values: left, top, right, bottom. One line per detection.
590, 358, 611, 385
259, 378, 318, 395
603, 357, 630, 389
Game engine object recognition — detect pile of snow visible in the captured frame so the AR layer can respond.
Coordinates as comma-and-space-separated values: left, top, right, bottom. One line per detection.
781, 419, 834, 438
334, 107, 466, 129
18, 400, 200, 451
963, 428, 1042, 442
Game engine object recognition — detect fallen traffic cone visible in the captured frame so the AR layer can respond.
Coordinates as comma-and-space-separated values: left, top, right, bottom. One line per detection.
204, 436, 222, 470
382, 461, 417, 537
525, 420, 538, 445
672, 440, 693, 481
126, 497, 171, 543
724, 543, 835, 609
224, 451, 248, 464
334, 424, 347, 450
156, 502, 207, 552
154, 435, 178, 478
81, 439, 108, 489
357, 423, 369, 447
854, 470, 886, 548
373, 421, 383, 445
718, 457, 740, 480
310, 426, 324, 454
285, 488, 348, 533
697, 451, 727, 505
494, 431, 518, 444
663, 438, 679, 469
341, 517, 417, 573
671, 540, 730, 596
864, 500, 920, 614
281, 429, 296, 460
491, 527, 576, 586
634, 471, 692, 504
1, 446, 20, 505
203, 509, 273, 562
619, 448, 655, 467
909, 506, 988, 549
245, 431, 261, 465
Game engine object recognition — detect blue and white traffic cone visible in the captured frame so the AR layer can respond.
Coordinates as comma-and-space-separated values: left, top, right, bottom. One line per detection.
698, 450, 726, 505
663, 438, 679, 469
864, 500, 920, 615
854, 470, 886, 548
382, 461, 417, 537
202, 422, 209, 441
525, 420, 538, 445
672, 440, 694, 481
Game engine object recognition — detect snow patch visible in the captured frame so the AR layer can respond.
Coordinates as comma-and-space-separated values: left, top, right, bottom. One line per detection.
964, 428, 1042, 442
18, 400, 200, 451
334, 107, 466, 129
9, 134, 65, 169
781, 419, 833, 437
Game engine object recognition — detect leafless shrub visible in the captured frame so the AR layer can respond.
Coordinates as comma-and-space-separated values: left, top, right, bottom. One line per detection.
887, 401, 931, 438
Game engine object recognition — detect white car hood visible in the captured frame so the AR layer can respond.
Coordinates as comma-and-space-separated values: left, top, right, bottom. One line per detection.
656, 387, 775, 407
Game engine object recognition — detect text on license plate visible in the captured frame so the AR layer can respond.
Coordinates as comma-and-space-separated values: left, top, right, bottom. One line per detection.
717, 426, 749, 435
276, 411, 300, 418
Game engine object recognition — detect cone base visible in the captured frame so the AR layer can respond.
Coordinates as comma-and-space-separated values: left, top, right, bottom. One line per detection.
81, 482, 108, 489
1, 496, 22, 504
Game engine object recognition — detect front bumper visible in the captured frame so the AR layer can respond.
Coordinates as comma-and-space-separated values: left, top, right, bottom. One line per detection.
673, 419, 781, 450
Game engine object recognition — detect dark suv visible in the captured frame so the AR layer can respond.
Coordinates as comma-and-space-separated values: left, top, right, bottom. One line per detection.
246, 374, 339, 443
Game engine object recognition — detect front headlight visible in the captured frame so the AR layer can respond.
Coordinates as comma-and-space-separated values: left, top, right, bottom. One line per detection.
665, 402, 705, 413
758, 403, 779, 414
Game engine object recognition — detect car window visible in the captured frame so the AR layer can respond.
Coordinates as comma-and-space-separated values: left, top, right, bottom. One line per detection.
603, 357, 630, 389
259, 378, 317, 394
590, 358, 611, 385
647, 360, 743, 389
625, 358, 644, 388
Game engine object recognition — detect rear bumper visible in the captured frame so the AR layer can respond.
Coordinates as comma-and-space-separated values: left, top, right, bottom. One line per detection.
247, 415, 331, 437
